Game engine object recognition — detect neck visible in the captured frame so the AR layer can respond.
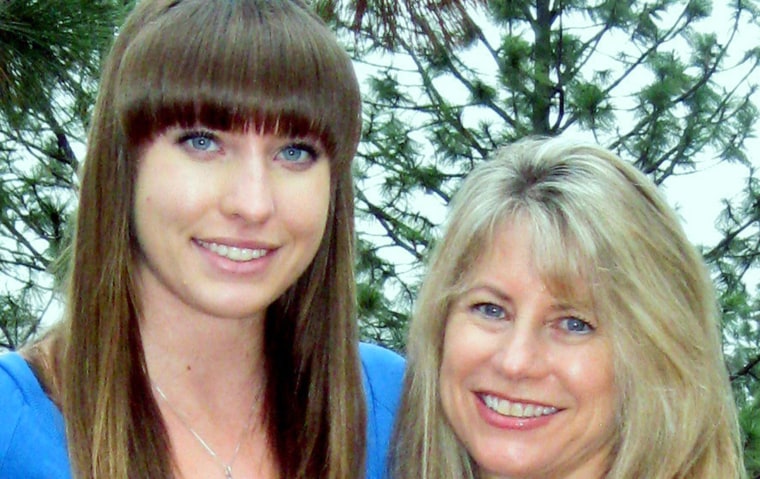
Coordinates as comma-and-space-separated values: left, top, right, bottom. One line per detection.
136, 272, 274, 478
144, 318, 264, 387
138, 286, 267, 406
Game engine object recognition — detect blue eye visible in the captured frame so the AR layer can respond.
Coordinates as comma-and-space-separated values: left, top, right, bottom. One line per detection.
277, 143, 318, 164
558, 317, 594, 335
473, 303, 505, 320
179, 131, 220, 152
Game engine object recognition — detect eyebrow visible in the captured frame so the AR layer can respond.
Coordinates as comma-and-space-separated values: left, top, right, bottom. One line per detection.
462, 284, 511, 302
462, 284, 592, 314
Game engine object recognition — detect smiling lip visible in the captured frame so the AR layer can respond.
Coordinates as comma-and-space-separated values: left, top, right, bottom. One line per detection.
196, 239, 274, 262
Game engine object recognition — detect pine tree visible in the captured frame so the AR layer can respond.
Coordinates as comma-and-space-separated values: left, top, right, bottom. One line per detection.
0, 0, 125, 349
318, 0, 760, 472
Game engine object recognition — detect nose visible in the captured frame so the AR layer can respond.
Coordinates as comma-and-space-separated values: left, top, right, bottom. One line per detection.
491, 323, 548, 380
219, 153, 275, 223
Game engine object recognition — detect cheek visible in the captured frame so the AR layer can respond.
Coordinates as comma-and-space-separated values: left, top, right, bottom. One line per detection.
438, 350, 459, 425
562, 344, 617, 410
280, 172, 331, 234
439, 319, 476, 396
132, 179, 155, 240
134, 181, 191, 225
440, 322, 460, 381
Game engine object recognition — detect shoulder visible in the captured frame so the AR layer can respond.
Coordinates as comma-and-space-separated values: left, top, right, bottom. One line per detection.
0, 351, 59, 422
360, 342, 405, 374
360, 342, 405, 403
360, 342, 406, 479
0, 351, 70, 478
0, 351, 34, 420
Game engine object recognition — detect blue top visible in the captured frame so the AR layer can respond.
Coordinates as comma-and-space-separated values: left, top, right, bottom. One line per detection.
0, 342, 405, 478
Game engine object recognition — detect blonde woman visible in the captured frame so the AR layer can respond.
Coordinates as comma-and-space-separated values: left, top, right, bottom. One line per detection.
0, 1, 404, 478
392, 137, 744, 478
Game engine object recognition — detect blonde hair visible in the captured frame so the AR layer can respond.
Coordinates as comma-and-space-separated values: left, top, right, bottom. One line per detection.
391, 137, 745, 479
26, 1, 364, 478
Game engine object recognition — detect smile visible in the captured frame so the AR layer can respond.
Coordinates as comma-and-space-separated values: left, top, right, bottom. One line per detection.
197, 240, 269, 262
482, 394, 558, 418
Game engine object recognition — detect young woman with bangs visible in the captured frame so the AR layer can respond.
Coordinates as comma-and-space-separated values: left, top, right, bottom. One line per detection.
0, 1, 404, 478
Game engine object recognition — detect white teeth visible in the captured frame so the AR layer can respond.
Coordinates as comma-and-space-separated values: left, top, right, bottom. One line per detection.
198, 240, 268, 262
482, 394, 558, 418
510, 402, 523, 416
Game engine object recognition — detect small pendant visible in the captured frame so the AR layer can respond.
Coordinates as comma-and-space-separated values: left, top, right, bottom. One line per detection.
224, 465, 233, 479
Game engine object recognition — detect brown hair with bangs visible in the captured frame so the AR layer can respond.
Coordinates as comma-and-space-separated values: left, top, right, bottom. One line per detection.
116, 0, 359, 165
24, 1, 365, 478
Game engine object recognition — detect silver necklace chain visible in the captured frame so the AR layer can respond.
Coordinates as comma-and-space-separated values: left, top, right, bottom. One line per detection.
153, 383, 258, 479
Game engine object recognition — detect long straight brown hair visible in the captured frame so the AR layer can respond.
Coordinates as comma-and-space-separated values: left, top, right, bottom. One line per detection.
29, 1, 365, 477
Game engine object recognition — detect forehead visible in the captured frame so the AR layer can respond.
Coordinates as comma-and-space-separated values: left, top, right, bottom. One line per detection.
115, 0, 358, 160
462, 217, 593, 308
